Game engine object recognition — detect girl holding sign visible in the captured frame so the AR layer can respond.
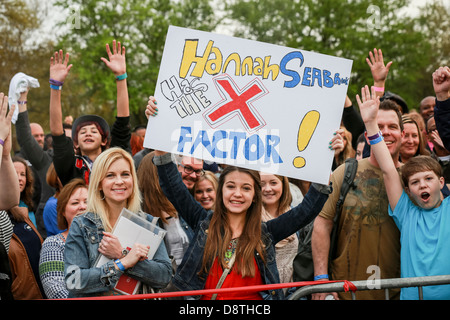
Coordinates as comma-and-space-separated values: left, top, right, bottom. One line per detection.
63, 147, 172, 297
147, 98, 342, 299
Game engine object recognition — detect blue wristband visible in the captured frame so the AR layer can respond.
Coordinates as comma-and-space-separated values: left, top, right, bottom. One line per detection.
115, 72, 127, 81
50, 84, 62, 90
368, 135, 384, 145
114, 259, 126, 271
314, 274, 329, 281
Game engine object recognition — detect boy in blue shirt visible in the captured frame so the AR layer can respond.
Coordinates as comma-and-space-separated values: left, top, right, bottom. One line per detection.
357, 85, 450, 300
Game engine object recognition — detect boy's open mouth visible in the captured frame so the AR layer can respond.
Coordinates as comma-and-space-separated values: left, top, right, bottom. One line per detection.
421, 192, 430, 201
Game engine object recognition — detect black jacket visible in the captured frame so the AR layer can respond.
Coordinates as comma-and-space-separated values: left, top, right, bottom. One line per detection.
52, 116, 131, 186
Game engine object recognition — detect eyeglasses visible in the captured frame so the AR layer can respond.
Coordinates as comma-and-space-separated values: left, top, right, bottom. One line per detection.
179, 164, 204, 176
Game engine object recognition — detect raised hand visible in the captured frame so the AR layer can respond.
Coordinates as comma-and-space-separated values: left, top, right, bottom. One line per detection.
0, 93, 15, 144
101, 40, 126, 77
49, 50, 73, 83
432, 66, 450, 101
356, 85, 380, 125
330, 128, 345, 154
145, 96, 158, 119
366, 48, 392, 84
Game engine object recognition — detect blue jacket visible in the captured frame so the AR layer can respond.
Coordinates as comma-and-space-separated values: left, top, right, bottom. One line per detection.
63, 211, 172, 297
154, 153, 330, 300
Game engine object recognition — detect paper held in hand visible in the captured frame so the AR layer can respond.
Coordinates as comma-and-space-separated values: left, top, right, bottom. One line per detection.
95, 208, 167, 295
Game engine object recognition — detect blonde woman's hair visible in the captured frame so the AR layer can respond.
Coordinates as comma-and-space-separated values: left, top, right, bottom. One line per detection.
193, 170, 218, 194
86, 147, 142, 232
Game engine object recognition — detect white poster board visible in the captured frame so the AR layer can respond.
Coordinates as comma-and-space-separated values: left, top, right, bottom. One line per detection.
95, 209, 167, 295
144, 26, 353, 184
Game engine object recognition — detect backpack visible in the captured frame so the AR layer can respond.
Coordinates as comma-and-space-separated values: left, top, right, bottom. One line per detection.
292, 157, 358, 282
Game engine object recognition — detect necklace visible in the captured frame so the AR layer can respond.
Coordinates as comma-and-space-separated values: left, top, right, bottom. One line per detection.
225, 238, 238, 264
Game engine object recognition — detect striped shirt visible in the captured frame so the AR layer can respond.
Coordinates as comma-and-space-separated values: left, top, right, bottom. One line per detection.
0, 211, 13, 253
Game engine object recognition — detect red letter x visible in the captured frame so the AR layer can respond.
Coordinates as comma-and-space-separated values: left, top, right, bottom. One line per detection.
205, 75, 267, 132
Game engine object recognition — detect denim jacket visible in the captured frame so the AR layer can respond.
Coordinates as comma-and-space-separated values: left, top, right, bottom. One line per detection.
154, 153, 330, 300
64, 211, 172, 298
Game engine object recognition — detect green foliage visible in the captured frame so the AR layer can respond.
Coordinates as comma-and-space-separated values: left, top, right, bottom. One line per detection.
54, 0, 219, 128
0, 0, 54, 151
2, 0, 448, 140
418, 0, 450, 72
225, 0, 433, 111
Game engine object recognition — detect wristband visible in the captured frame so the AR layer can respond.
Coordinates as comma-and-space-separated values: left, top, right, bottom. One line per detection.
49, 78, 64, 86
373, 86, 385, 92
17, 101, 27, 104
368, 131, 382, 140
115, 72, 127, 81
0, 138, 4, 147
50, 84, 62, 91
114, 259, 126, 271
368, 131, 384, 145
314, 274, 329, 281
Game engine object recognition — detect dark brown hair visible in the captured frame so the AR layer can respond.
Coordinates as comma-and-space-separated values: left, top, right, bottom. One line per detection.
379, 99, 404, 131
401, 155, 443, 187
46, 163, 63, 197
137, 151, 177, 223
74, 121, 110, 155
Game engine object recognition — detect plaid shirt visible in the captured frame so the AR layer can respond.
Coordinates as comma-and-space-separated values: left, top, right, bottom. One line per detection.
39, 234, 68, 299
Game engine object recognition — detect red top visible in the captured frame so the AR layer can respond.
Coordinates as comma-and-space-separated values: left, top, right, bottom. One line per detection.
201, 257, 264, 300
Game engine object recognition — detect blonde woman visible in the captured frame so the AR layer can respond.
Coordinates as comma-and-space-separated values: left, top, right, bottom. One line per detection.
63, 147, 172, 297
193, 171, 218, 211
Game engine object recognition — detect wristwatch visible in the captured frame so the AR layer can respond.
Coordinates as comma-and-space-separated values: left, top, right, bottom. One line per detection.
121, 248, 129, 258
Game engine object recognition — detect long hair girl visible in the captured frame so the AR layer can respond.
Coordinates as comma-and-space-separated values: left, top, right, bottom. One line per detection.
201, 166, 265, 278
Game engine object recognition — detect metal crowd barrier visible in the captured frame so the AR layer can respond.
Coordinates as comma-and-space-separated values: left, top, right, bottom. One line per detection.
288, 275, 450, 300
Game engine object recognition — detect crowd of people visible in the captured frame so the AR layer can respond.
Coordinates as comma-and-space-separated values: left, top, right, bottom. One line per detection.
0, 42, 449, 301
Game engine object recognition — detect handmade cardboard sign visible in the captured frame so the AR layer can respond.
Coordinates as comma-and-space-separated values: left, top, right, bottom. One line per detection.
144, 26, 353, 184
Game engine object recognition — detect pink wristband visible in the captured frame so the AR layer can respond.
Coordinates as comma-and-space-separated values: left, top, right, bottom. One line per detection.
0, 138, 4, 146
373, 86, 385, 92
